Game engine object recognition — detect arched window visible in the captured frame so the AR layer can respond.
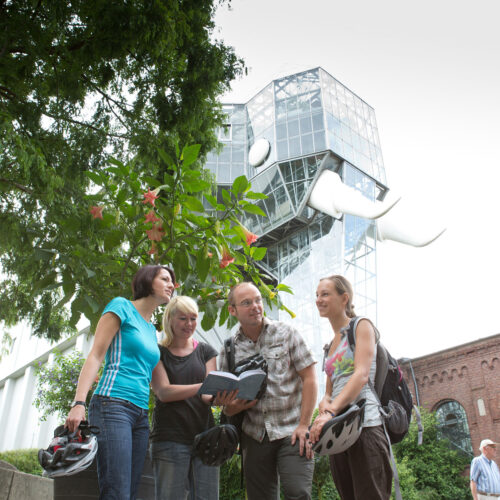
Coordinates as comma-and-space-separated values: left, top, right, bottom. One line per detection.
435, 400, 473, 457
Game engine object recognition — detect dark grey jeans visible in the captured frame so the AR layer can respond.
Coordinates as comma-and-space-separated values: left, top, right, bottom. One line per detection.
241, 432, 314, 500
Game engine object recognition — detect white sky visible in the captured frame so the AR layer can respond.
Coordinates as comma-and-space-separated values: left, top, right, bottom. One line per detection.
214, 0, 500, 358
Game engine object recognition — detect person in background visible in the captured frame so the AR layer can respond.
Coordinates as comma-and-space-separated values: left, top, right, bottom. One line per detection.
219, 282, 317, 500
308, 275, 392, 500
149, 295, 236, 500
65, 265, 175, 500
470, 439, 500, 500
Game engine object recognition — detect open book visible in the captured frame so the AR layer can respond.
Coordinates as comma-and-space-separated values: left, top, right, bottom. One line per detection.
198, 369, 266, 401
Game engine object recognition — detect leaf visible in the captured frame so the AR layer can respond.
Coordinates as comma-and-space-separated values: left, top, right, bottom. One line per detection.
181, 144, 201, 167
108, 157, 125, 169
84, 294, 100, 314
196, 252, 210, 282
85, 171, 105, 186
183, 178, 211, 193
116, 188, 128, 205
276, 283, 293, 294
106, 166, 122, 176
34, 248, 57, 261
84, 266, 96, 278
232, 175, 249, 195
32, 272, 58, 291
204, 194, 217, 208
251, 247, 267, 261
246, 191, 268, 200
201, 304, 217, 330
157, 148, 174, 167
242, 203, 267, 217
221, 189, 232, 205
104, 230, 124, 251
218, 302, 229, 326
183, 196, 205, 213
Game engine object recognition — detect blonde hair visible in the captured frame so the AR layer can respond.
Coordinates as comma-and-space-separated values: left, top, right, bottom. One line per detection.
161, 296, 198, 347
320, 275, 356, 318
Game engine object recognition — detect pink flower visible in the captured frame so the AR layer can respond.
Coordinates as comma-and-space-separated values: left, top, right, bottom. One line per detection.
241, 224, 258, 246
147, 243, 158, 255
89, 206, 103, 219
146, 224, 164, 241
142, 188, 159, 207
174, 282, 180, 289
144, 210, 161, 224
219, 245, 235, 268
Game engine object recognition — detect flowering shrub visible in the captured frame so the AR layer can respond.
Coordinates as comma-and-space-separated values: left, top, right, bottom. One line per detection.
82, 144, 293, 333
33, 350, 97, 421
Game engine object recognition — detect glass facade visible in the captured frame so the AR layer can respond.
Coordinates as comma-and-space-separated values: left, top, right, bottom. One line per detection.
202, 67, 388, 384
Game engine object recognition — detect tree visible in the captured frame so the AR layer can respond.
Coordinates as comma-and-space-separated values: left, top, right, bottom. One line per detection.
392, 408, 470, 500
0, 0, 264, 339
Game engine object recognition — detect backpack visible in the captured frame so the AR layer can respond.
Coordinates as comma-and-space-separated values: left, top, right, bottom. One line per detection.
345, 316, 414, 444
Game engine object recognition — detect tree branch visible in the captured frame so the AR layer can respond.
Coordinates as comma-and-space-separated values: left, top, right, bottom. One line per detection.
42, 110, 130, 139
0, 176, 35, 195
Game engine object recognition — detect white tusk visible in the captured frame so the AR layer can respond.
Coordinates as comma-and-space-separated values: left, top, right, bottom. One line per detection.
307, 169, 400, 220
376, 211, 446, 247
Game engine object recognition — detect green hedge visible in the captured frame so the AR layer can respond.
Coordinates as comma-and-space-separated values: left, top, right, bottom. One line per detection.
0, 448, 43, 476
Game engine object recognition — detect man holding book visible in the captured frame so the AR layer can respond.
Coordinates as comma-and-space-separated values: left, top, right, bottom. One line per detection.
219, 282, 317, 500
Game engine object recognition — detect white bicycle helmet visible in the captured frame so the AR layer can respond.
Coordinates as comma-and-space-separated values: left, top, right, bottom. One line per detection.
311, 399, 366, 455
38, 421, 99, 478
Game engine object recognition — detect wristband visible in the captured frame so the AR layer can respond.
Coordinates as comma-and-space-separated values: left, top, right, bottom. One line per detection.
324, 409, 335, 417
70, 400, 86, 409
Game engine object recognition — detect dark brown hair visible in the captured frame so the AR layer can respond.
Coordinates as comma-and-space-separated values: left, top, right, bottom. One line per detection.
320, 275, 356, 318
132, 265, 176, 300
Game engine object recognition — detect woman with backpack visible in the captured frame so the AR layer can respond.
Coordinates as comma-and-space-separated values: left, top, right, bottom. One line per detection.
149, 295, 236, 500
308, 275, 392, 500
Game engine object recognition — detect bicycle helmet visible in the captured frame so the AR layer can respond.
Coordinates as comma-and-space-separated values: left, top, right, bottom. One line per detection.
38, 421, 99, 478
311, 399, 366, 455
192, 424, 239, 466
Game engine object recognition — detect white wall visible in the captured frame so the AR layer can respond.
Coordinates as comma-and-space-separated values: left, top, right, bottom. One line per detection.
0, 326, 93, 452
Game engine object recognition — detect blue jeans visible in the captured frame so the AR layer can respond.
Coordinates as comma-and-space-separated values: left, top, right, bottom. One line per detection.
150, 440, 219, 500
89, 395, 150, 500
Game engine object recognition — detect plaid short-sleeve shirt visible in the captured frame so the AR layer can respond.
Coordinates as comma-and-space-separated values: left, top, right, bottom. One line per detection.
219, 317, 316, 442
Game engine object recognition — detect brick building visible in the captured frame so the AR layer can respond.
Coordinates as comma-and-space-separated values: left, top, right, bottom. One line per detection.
400, 333, 500, 466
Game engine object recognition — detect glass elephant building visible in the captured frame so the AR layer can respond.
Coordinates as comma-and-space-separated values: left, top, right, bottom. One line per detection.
200, 67, 440, 366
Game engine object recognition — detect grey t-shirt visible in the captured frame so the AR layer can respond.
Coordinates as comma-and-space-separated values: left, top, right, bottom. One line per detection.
150, 342, 218, 444
325, 324, 381, 427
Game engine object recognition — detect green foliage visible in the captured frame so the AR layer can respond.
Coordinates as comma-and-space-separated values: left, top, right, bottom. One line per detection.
391, 408, 470, 500
0, 449, 43, 476
0, 0, 247, 340
34, 350, 98, 421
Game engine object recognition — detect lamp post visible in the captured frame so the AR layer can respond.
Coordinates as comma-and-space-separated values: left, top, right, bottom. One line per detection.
399, 357, 420, 407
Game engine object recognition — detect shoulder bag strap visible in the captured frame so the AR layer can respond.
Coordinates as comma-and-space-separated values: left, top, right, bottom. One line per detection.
224, 336, 236, 373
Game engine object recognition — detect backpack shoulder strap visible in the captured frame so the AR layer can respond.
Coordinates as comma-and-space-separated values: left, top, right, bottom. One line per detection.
345, 316, 386, 396
224, 336, 236, 373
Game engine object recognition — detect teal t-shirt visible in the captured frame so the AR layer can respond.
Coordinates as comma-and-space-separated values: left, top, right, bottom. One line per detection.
94, 297, 160, 409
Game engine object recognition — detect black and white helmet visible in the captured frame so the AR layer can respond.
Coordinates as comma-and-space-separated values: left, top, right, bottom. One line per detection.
311, 399, 366, 455
192, 424, 239, 466
38, 421, 99, 478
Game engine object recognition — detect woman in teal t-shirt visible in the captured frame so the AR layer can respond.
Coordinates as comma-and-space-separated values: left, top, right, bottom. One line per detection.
65, 264, 175, 500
